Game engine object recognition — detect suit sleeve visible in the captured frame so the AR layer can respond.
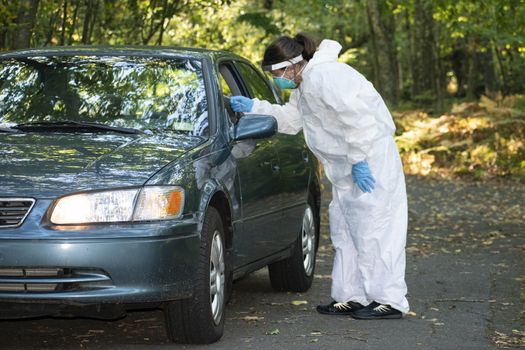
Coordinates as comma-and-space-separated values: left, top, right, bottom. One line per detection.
250, 92, 303, 135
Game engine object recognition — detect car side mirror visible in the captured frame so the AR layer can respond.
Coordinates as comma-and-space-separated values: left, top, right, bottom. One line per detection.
231, 114, 277, 141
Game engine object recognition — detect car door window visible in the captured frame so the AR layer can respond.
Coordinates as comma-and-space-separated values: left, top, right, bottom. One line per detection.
218, 66, 234, 97
218, 63, 243, 125
235, 62, 277, 104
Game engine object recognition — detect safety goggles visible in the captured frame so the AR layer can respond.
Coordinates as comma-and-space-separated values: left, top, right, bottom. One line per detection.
262, 55, 304, 72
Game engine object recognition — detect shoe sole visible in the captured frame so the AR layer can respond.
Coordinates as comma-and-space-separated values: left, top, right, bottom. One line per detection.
351, 313, 402, 320
316, 308, 355, 316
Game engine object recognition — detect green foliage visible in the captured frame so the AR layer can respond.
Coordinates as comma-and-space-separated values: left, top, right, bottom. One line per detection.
395, 95, 525, 181
1, 0, 525, 179
236, 11, 280, 36
1, 0, 524, 95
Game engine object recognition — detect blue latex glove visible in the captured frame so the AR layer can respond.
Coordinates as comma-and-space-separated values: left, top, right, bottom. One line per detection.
230, 96, 254, 113
352, 160, 376, 193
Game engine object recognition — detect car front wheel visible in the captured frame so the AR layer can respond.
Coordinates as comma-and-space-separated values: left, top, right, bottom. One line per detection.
164, 207, 226, 344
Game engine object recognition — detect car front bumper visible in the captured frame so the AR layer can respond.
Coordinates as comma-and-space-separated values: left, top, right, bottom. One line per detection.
0, 203, 201, 317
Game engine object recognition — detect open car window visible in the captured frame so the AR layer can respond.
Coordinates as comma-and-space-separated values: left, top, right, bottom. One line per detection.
235, 62, 278, 104
219, 63, 244, 125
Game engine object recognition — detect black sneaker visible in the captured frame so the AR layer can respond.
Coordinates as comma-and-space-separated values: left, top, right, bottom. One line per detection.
316, 301, 365, 315
350, 301, 402, 319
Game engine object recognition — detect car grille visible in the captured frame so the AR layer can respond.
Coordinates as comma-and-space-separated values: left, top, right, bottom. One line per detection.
0, 268, 113, 293
0, 198, 35, 228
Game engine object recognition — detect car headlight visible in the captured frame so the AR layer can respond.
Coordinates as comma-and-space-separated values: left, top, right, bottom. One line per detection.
49, 186, 184, 224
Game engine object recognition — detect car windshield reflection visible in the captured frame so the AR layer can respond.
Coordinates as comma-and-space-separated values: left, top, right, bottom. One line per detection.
0, 56, 209, 137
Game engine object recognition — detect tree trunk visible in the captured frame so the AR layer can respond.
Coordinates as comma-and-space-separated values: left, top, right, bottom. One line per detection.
44, 11, 58, 46
0, 2, 13, 50
87, 0, 100, 44
478, 38, 497, 94
0, 27, 6, 50
68, 1, 80, 45
142, 0, 159, 45
60, 0, 68, 45
146, 0, 183, 46
450, 40, 468, 97
466, 46, 477, 100
11, 0, 40, 49
81, 0, 93, 44
433, 32, 444, 112
464, 36, 494, 99
365, 4, 380, 90
406, 7, 417, 98
157, 0, 169, 45
412, 0, 436, 95
366, 0, 400, 104
493, 43, 509, 95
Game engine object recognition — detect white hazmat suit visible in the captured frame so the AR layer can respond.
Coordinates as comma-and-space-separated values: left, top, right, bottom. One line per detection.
250, 39, 409, 313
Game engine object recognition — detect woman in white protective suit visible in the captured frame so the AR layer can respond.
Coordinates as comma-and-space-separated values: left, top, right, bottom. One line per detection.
230, 33, 409, 319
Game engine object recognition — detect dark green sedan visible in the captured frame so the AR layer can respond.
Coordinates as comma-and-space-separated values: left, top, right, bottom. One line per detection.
0, 47, 321, 343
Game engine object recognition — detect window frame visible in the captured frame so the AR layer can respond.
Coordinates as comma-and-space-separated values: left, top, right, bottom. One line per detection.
233, 60, 282, 104
215, 59, 250, 129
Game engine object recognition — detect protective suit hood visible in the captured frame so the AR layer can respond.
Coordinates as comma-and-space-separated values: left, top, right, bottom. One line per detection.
303, 39, 342, 75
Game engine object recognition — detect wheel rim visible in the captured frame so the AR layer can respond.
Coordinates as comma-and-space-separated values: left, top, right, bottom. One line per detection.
302, 206, 316, 276
210, 230, 225, 326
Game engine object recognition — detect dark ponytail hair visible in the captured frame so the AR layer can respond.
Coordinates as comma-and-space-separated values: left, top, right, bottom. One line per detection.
262, 32, 317, 68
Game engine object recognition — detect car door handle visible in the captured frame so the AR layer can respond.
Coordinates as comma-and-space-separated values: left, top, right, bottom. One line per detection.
302, 151, 309, 163
260, 161, 280, 172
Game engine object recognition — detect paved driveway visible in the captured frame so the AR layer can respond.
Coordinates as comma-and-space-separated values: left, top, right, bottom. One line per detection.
1, 176, 523, 349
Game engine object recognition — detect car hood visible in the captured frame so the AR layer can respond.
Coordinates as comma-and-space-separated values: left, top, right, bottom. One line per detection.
0, 132, 204, 198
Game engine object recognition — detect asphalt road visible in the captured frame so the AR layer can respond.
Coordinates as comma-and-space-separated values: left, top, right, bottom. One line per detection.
1, 176, 524, 349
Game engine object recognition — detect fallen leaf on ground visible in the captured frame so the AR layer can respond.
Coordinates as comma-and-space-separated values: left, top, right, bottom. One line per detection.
314, 274, 332, 279
242, 316, 264, 322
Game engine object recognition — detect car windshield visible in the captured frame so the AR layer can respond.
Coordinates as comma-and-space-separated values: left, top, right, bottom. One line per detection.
0, 55, 208, 136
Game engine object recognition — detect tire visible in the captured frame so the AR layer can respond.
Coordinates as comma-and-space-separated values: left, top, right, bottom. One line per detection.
164, 207, 227, 344
268, 195, 319, 292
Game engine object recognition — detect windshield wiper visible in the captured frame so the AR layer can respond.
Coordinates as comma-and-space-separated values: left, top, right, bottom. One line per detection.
13, 121, 143, 134
0, 126, 20, 133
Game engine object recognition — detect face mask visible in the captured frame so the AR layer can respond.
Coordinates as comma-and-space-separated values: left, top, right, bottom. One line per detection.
273, 76, 297, 90
272, 63, 306, 90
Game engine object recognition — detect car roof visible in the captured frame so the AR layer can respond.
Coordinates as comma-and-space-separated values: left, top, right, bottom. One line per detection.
0, 45, 246, 62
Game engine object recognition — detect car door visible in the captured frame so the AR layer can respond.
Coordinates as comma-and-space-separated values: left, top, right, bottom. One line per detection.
268, 132, 311, 247
234, 61, 311, 252
217, 61, 282, 268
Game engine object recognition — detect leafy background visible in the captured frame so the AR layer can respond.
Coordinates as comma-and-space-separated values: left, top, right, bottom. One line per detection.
1, 0, 524, 180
